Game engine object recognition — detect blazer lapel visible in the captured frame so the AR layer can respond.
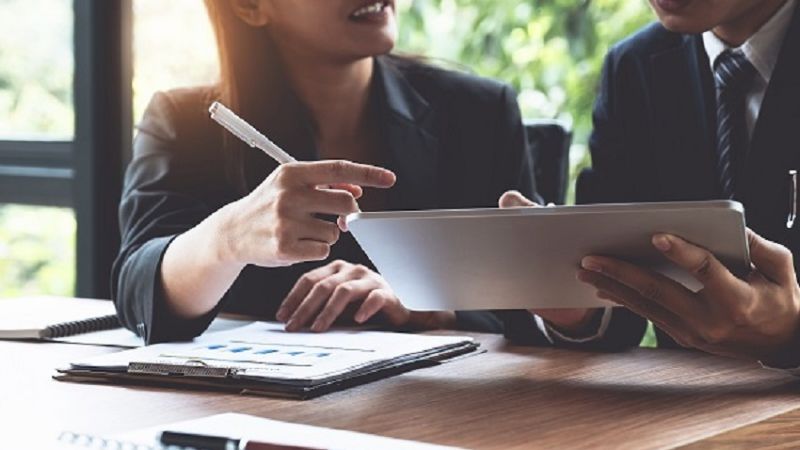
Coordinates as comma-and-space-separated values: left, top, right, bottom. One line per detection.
751, 4, 800, 153
744, 5, 800, 244
375, 57, 441, 211
649, 35, 720, 200
749, 4, 800, 173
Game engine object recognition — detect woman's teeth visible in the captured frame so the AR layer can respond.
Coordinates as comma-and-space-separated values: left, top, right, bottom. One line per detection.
352, 2, 385, 18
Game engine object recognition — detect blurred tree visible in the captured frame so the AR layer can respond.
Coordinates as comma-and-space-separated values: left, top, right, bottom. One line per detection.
0, 0, 73, 138
396, 0, 655, 199
0, 205, 75, 297
0, 50, 9, 91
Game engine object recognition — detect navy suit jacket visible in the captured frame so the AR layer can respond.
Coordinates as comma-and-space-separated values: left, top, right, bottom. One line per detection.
503, 7, 800, 350
113, 56, 537, 344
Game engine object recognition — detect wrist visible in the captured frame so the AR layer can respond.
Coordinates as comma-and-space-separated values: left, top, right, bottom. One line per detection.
206, 202, 246, 269
759, 330, 800, 369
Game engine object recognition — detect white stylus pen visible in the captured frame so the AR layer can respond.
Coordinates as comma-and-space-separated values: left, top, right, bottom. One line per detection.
208, 101, 297, 164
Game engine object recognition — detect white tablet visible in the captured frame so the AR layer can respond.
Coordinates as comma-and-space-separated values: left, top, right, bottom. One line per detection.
346, 201, 751, 310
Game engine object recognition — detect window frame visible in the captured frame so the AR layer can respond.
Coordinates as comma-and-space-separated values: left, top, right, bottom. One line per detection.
0, 141, 73, 207
0, 0, 133, 298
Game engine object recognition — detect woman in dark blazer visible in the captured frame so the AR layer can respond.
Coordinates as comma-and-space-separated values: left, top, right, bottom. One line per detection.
113, 0, 537, 344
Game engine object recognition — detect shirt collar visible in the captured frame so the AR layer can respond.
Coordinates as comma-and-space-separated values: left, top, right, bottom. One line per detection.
702, 0, 797, 84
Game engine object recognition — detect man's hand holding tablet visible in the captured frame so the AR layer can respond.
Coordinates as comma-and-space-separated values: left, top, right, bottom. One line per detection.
502, 190, 800, 367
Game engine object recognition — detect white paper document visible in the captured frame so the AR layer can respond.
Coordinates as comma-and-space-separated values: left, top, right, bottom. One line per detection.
68, 322, 475, 384
58, 412, 463, 449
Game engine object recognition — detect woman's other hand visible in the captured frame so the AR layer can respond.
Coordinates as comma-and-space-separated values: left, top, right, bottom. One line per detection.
276, 260, 456, 332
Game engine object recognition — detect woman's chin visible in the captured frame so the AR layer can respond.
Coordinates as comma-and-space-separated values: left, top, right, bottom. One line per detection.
346, 32, 397, 58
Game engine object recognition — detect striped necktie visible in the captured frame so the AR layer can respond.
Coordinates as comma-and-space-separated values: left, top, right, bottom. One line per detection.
714, 50, 756, 199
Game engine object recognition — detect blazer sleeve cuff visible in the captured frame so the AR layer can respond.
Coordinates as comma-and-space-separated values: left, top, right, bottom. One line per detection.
454, 310, 505, 334
536, 307, 614, 344
120, 235, 221, 344
494, 310, 553, 346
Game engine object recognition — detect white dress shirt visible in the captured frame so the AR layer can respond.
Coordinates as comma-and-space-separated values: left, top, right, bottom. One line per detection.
534, 0, 797, 346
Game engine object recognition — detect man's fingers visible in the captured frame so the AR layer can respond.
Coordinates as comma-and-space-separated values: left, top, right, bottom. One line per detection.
596, 288, 699, 350
593, 289, 689, 346
746, 228, 796, 284
310, 279, 375, 332
578, 270, 693, 343
580, 255, 699, 318
651, 234, 742, 294
499, 190, 538, 208
287, 161, 396, 188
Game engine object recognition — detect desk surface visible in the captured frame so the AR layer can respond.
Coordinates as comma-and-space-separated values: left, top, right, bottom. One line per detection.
4, 333, 800, 450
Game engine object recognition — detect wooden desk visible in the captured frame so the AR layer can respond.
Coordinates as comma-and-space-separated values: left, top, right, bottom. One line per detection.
4, 333, 800, 449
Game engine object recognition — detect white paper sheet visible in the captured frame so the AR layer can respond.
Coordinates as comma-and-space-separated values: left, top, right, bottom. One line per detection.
58, 412, 462, 450
69, 322, 474, 383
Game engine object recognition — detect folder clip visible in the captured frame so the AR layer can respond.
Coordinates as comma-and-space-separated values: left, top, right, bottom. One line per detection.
128, 360, 238, 378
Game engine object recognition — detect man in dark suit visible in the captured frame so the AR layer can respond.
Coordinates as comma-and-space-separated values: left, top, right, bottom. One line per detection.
500, 0, 800, 370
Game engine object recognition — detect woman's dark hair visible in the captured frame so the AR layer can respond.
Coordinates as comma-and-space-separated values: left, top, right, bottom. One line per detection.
204, 0, 281, 193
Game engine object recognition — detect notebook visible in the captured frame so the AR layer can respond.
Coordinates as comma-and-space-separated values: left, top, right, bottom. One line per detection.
0, 296, 121, 340
57, 412, 463, 449
56, 321, 479, 399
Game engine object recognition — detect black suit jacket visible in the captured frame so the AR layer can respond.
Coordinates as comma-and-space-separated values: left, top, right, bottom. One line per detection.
503, 7, 800, 350
112, 56, 538, 344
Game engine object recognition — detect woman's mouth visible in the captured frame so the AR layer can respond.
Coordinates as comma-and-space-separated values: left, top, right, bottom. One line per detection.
349, 1, 393, 23
654, 0, 692, 14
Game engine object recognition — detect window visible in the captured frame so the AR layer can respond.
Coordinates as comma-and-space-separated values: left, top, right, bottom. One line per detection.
0, 0, 75, 297
0, 0, 74, 139
0, 204, 75, 297
0, 2, 131, 298
133, 0, 219, 123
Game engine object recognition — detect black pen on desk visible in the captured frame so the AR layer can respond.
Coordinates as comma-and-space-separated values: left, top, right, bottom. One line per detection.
159, 430, 322, 450
788, 170, 797, 230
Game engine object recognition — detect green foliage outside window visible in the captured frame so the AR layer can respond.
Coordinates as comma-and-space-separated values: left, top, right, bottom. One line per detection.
0, 205, 75, 297
396, 0, 655, 199
0, 0, 73, 138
